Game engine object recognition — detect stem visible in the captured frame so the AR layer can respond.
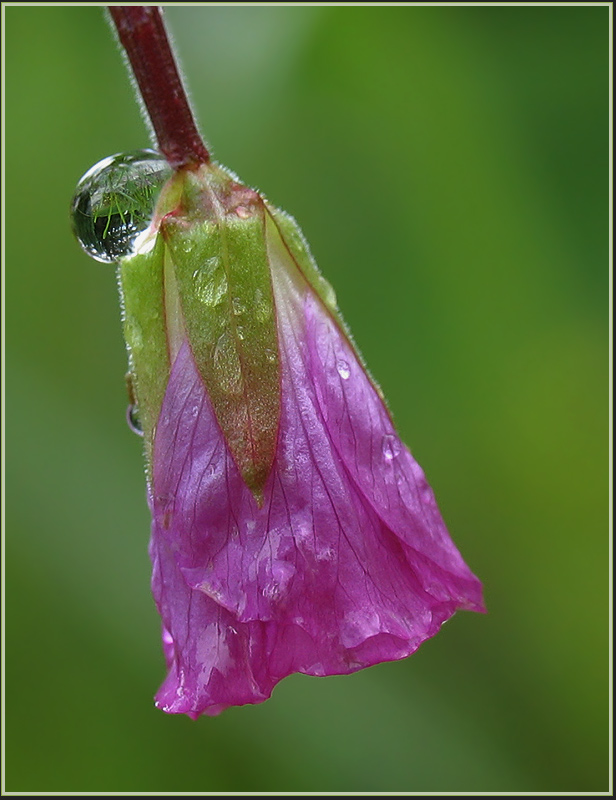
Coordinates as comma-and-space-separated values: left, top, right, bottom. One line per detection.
108, 6, 210, 169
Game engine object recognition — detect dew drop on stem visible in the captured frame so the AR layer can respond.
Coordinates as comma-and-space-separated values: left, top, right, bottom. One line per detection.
71, 150, 172, 263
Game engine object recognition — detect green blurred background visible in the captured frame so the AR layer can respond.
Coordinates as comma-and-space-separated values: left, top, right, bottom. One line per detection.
5, 5, 609, 793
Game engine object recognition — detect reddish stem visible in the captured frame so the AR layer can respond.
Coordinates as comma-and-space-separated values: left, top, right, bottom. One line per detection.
108, 6, 210, 169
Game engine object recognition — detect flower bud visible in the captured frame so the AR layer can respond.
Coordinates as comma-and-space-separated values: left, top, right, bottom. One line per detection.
113, 159, 484, 717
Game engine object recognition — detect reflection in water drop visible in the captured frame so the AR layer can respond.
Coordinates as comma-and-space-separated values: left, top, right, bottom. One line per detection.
127, 404, 144, 436
71, 150, 172, 264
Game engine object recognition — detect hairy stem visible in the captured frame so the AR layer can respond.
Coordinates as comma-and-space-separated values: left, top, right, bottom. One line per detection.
108, 6, 210, 169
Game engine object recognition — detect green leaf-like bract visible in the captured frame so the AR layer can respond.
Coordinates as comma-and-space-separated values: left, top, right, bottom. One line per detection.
120, 164, 283, 498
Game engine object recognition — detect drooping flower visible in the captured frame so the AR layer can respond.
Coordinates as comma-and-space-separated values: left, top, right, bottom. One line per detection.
115, 161, 485, 717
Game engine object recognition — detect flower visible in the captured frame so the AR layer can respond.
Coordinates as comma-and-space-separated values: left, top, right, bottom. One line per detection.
119, 162, 485, 718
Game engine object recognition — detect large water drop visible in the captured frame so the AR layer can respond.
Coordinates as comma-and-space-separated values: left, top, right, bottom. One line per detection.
71, 150, 172, 263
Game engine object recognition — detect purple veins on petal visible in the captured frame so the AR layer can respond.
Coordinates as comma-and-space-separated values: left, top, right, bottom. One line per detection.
148, 254, 484, 718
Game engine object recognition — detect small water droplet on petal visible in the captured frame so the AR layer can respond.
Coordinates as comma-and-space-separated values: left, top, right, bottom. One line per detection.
382, 434, 401, 461
337, 359, 350, 380
263, 582, 281, 601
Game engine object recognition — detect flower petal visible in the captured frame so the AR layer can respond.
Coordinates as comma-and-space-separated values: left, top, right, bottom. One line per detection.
149, 262, 483, 716
304, 291, 484, 610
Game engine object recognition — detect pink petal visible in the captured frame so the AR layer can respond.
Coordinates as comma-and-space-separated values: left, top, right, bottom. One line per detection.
149, 277, 484, 717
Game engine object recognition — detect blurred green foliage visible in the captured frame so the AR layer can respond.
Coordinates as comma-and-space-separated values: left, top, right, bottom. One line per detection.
5, 5, 608, 792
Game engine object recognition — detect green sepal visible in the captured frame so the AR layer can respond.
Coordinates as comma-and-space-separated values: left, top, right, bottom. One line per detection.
266, 206, 339, 319
162, 164, 281, 500
119, 233, 170, 467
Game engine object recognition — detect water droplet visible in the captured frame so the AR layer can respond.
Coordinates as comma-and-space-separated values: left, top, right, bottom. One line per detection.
71, 150, 172, 264
265, 348, 277, 363
336, 359, 350, 380
263, 582, 281, 601
382, 434, 401, 461
195, 266, 228, 306
126, 404, 143, 436
179, 238, 194, 255
232, 297, 246, 315
236, 325, 245, 340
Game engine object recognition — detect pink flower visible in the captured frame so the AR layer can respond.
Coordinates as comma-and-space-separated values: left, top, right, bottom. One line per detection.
123, 164, 485, 718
